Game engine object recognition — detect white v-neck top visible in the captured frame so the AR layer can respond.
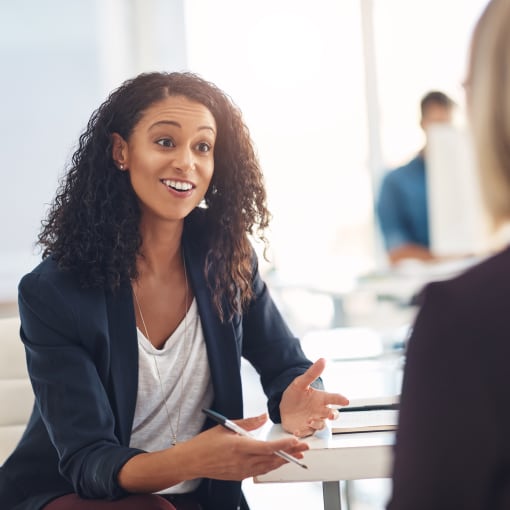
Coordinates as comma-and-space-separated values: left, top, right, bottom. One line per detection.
129, 298, 214, 494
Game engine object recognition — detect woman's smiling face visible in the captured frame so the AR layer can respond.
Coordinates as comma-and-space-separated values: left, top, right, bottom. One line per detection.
113, 94, 216, 225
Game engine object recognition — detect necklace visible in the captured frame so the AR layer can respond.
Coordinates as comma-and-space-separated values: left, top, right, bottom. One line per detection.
132, 254, 191, 447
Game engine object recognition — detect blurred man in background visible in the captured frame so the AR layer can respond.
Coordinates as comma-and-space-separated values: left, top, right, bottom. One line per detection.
376, 91, 455, 265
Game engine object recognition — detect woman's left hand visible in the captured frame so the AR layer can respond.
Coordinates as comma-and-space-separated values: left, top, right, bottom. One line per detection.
280, 358, 349, 437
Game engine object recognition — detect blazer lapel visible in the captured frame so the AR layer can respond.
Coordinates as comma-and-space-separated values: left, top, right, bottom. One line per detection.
103, 222, 244, 444
183, 238, 243, 419
105, 283, 139, 445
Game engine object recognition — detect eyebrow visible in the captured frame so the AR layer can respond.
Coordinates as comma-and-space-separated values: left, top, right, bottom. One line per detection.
148, 120, 216, 135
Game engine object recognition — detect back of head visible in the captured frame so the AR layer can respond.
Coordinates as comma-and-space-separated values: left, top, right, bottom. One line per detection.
420, 91, 454, 119
468, 0, 510, 225
419, 91, 454, 135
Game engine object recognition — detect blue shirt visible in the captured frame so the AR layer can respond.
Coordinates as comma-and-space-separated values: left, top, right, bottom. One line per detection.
376, 155, 429, 250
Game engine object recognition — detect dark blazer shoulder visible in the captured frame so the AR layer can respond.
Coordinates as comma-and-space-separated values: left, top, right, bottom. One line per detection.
18, 256, 109, 347
422, 247, 510, 317
19, 256, 84, 296
389, 250, 510, 510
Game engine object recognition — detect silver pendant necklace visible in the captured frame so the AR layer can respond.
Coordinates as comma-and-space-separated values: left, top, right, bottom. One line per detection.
132, 253, 191, 447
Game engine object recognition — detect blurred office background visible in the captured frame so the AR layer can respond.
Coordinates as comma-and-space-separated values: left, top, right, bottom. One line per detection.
0, 0, 489, 309
0, 0, 492, 508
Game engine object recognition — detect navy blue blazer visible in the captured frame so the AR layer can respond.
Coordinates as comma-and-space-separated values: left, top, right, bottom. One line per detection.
0, 214, 313, 510
388, 247, 510, 509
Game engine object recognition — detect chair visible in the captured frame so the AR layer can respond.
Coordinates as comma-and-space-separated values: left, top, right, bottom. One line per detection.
0, 316, 33, 464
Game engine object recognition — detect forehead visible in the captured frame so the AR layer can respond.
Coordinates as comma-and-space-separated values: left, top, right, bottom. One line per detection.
135, 95, 216, 132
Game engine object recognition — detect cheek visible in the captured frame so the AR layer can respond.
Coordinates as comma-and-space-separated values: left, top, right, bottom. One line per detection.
130, 150, 162, 171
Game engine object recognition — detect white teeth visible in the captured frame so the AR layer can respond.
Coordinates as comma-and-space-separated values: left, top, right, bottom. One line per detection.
162, 179, 193, 191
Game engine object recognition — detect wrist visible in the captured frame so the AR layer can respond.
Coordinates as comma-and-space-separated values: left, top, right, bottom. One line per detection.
118, 444, 194, 493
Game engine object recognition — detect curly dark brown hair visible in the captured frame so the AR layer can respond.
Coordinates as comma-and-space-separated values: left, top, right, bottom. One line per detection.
38, 71, 270, 321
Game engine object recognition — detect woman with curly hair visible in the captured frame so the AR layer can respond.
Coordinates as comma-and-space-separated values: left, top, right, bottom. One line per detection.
0, 72, 348, 510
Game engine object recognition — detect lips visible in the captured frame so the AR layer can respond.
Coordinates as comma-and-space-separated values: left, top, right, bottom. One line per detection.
160, 179, 195, 192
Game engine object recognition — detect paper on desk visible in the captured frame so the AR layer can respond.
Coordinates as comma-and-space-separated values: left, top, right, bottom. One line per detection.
332, 409, 398, 434
343, 394, 400, 408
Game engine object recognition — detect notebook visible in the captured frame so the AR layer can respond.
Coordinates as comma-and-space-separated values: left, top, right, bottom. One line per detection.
331, 409, 398, 434
331, 395, 399, 434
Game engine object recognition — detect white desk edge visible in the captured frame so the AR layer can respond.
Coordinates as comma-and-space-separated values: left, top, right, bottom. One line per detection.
253, 423, 395, 484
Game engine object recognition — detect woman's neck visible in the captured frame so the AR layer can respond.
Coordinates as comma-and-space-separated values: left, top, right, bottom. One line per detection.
137, 218, 184, 280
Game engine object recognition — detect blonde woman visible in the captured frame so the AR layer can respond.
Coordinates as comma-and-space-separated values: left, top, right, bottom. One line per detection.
388, 1, 510, 508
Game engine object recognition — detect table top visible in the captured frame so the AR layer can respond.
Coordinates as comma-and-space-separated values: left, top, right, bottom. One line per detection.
253, 423, 395, 484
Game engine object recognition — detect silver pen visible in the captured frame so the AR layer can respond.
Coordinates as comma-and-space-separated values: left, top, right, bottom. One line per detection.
202, 408, 308, 469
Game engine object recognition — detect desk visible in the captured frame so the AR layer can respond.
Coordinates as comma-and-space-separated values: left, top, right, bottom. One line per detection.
254, 424, 394, 510
252, 348, 403, 510
242, 329, 403, 509
356, 257, 482, 307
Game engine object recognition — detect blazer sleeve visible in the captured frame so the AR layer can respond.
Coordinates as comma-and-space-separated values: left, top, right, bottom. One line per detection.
388, 280, 504, 510
18, 270, 144, 500
240, 255, 321, 423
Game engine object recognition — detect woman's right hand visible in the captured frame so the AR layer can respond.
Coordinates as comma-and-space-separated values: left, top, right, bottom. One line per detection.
180, 413, 309, 481
119, 413, 309, 493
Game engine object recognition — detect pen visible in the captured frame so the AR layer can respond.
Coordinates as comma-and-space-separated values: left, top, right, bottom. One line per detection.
202, 408, 308, 469
335, 403, 400, 412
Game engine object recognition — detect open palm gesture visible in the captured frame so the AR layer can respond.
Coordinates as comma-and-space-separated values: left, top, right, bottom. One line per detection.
280, 358, 349, 437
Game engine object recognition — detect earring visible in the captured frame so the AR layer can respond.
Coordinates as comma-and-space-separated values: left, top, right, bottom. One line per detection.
119, 164, 124, 170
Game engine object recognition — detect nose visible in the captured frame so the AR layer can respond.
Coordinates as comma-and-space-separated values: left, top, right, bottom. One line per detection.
173, 146, 194, 173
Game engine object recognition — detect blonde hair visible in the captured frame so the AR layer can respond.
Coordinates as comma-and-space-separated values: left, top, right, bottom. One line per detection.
468, 0, 510, 226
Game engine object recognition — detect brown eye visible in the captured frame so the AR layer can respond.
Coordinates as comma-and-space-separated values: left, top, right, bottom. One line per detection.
156, 138, 175, 148
196, 142, 212, 153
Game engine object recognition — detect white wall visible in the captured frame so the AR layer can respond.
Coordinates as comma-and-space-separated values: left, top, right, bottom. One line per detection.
184, 0, 376, 290
183, 0, 490, 282
0, 0, 187, 301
